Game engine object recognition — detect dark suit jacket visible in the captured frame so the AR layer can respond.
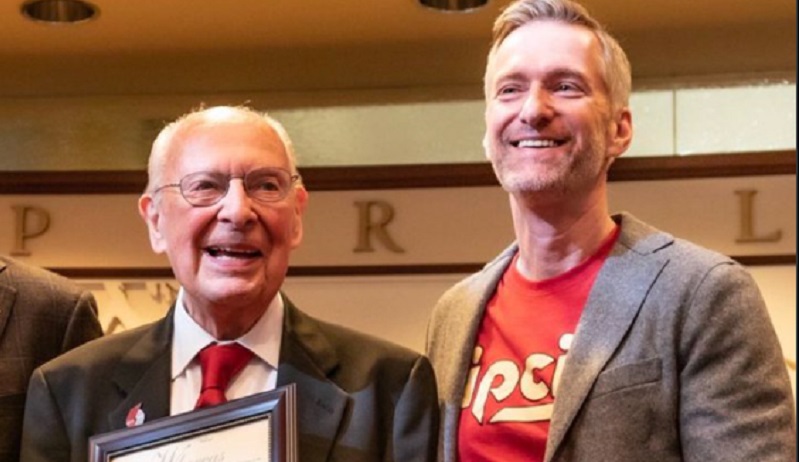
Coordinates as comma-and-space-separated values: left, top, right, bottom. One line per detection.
21, 296, 439, 462
426, 213, 796, 462
0, 256, 103, 461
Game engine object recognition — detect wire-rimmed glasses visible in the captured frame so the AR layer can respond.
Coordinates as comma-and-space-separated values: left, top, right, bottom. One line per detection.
153, 167, 300, 207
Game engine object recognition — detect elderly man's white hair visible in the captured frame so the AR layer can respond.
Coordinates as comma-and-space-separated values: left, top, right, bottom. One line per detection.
145, 105, 299, 193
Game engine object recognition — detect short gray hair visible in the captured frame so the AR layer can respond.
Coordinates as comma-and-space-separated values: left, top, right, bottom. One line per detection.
487, 0, 631, 112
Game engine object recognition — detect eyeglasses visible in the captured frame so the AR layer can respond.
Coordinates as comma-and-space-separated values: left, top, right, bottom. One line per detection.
153, 167, 301, 207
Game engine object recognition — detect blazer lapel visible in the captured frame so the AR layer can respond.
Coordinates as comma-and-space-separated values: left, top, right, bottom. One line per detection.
545, 214, 673, 461
277, 298, 349, 461
434, 246, 515, 462
446, 251, 513, 401
107, 311, 174, 429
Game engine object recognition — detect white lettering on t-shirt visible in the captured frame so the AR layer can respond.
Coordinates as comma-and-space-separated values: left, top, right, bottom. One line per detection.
463, 333, 573, 424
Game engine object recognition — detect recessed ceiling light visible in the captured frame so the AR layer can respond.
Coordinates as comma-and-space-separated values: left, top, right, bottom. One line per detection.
21, 0, 98, 24
419, 0, 489, 12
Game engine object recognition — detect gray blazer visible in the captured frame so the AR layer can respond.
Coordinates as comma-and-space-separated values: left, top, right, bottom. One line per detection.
21, 296, 439, 462
0, 256, 102, 461
426, 213, 796, 462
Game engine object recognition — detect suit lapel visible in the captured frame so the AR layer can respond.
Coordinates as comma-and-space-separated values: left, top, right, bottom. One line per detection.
545, 214, 672, 461
107, 311, 174, 429
277, 298, 348, 461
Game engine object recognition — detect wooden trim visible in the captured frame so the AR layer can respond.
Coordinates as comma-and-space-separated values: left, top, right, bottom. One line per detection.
0, 151, 794, 194
47, 254, 796, 279
607, 151, 796, 182
732, 254, 797, 266
50, 268, 176, 279
0, 170, 147, 195
287, 264, 485, 276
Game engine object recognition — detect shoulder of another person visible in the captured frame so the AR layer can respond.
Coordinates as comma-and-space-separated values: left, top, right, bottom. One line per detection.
318, 316, 419, 357
38, 320, 161, 374
0, 256, 86, 297
659, 236, 738, 275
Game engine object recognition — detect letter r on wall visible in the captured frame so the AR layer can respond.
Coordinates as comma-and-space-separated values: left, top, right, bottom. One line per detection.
353, 200, 405, 253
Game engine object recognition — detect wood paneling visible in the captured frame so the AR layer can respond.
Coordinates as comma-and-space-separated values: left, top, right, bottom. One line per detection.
0, 151, 794, 194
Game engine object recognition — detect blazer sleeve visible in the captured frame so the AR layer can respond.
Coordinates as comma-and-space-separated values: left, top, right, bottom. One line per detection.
20, 368, 73, 462
678, 262, 796, 462
392, 355, 440, 462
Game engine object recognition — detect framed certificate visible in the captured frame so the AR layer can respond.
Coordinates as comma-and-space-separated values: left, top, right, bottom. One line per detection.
89, 384, 297, 462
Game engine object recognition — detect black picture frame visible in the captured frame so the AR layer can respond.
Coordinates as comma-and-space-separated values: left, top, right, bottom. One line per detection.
88, 384, 296, 462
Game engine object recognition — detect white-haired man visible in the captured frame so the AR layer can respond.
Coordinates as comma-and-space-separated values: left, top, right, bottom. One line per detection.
22, 105, 439, 462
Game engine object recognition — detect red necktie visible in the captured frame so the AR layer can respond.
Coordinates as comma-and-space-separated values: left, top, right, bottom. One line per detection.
194, 342, 254, 410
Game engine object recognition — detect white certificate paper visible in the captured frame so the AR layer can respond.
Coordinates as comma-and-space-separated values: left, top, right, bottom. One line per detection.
111, 416, 271, 462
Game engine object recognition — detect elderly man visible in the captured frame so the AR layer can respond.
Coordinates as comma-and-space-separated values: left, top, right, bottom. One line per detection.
21, 105, 439, 462
425, 0, 796, 461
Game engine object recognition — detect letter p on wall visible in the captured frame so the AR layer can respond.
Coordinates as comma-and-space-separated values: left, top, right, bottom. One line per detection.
10, 205, 50, 256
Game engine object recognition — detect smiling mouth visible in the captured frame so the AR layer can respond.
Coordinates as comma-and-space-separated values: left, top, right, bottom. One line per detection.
511, 139, 565, 148
204, 246, 263, 259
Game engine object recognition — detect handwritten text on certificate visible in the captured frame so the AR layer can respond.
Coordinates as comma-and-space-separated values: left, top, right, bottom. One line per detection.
111, 415, 271, 462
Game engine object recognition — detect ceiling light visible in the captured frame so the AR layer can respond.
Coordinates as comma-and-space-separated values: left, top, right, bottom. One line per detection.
21, 0, 98, 24
419, 0, 489, 12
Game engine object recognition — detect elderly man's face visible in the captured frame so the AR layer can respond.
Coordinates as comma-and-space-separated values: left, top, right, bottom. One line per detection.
140, 122, 307, 316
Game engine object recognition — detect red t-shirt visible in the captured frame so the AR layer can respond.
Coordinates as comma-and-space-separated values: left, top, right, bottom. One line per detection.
458, 227, 620, 462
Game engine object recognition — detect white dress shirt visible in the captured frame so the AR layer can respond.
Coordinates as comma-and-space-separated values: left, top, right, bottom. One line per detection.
169, 288, 283, 415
